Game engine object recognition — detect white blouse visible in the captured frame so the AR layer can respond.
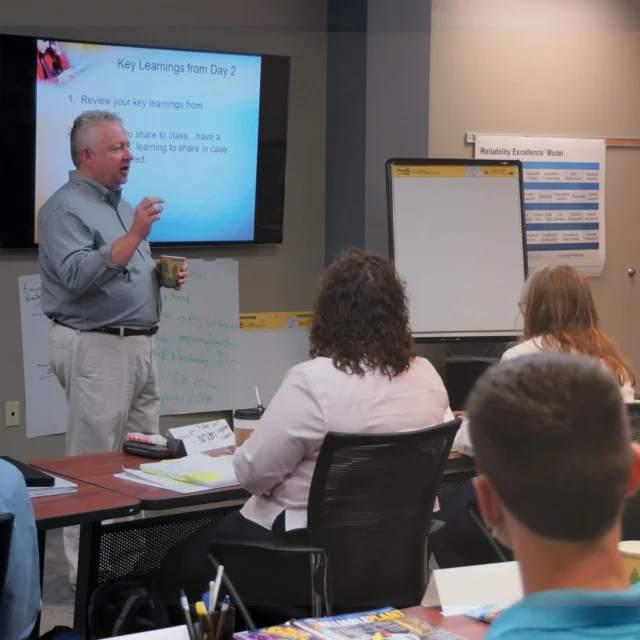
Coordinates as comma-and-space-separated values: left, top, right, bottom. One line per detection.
234, 355, 450, 531
452, 336, 636, 456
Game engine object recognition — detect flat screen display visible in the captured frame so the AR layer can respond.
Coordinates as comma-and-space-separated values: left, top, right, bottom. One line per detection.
0, 34, 290, 248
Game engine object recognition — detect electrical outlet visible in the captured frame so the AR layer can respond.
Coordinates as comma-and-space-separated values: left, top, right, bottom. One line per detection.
5, 401, 19, 427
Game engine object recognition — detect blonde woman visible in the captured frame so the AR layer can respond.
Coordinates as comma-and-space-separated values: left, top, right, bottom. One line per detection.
436, 265, 635, 568
453, 264, 635, 455
502, 264, 634, 397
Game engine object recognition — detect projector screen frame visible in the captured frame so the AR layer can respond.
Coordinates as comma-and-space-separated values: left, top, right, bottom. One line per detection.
386, 157, 528, 344
0, 32, 290, 250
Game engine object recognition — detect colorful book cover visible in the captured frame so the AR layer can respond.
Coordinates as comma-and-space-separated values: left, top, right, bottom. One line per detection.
234, 624, 324, 640
234, 607, 465, 640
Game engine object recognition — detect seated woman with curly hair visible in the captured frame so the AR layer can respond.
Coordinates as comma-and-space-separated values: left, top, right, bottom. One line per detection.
158, 248, 450, 610
230, 247, 449, 539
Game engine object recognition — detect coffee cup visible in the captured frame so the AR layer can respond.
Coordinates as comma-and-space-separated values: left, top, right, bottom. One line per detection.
619, 540, 640, 585
160, 255, 186, 288
233, 407, 264, 447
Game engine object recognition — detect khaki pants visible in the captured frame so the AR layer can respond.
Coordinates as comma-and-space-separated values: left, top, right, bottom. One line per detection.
49, 323, 160, 583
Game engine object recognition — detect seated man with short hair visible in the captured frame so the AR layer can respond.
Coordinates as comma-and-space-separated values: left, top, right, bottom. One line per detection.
468, 352, 640, 639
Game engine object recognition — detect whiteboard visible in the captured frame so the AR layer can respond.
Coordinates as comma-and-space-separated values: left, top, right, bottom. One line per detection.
386, 159, 527, 340
157, 259, 239, 415
18, 275, 69, 438
19, 263, 311, 437
233, 328, 310, 410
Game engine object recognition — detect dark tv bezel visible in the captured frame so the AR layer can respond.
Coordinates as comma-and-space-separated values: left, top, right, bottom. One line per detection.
385, 157, 529, 344
0, 33, 290, 249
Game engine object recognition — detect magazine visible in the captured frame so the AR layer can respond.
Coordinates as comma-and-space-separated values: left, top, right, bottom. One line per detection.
234, 624, 324, 640
234, 607, 466, 640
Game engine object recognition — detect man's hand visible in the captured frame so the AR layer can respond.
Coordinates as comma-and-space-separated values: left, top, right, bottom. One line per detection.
111, 197, 164, 266
131, 197, 164, 240
156, 259, 188, 290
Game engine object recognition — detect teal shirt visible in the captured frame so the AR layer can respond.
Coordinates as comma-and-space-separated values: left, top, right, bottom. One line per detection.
486, 584, 640, 639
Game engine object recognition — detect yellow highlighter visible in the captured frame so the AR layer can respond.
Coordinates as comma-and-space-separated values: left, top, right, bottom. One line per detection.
196, 600, 214, 640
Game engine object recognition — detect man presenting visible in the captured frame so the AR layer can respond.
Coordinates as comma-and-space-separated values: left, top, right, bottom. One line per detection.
38, 110, 187, 586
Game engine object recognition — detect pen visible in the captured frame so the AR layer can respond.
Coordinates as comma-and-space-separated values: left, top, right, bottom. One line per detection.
180, 589, 197, 640
211, 564, 224, 612
208, 580, 215, 614
255, 386, 264, 412
196, 601, 213, 640
216, 595, 230, 640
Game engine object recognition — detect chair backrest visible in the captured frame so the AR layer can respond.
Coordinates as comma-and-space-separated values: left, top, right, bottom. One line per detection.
0, 513, 15, 604
627, 404, 640, 443
307, 419, 461, 609
622, 404, 640, 539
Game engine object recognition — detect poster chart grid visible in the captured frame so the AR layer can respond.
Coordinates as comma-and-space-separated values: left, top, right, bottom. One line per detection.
475, 135, 606, 277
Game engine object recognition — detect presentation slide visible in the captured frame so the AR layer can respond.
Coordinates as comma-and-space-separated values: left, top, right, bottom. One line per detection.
35, 40, 262, 243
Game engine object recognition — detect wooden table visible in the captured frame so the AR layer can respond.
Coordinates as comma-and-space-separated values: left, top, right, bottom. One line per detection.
32, 452, 246, 636
407, 605, 486, 639
31, 450, 476, 636
33, 449, 472, 509
31, 478, 141, 637
32, 450, 249, 509
32, 476, 140, 528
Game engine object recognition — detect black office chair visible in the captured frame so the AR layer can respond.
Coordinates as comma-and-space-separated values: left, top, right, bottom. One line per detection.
0, 513, 15, 604
622, 403, 640, 540
627, 403, 640, 443
208, 419, 461, 627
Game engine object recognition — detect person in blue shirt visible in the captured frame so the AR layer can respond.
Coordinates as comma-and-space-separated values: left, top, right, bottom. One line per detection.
0, 458, 41, 639
467, 351, 640, 639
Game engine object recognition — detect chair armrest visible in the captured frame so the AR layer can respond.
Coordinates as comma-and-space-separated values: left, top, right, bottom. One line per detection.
208, 538, 325, 556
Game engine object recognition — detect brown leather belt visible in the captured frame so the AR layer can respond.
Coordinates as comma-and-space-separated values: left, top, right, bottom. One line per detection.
53, 319, 159, 337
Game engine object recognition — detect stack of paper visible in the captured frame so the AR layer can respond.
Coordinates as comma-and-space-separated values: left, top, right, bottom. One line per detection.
29, 475, 78, 498
115, 453, 238, 494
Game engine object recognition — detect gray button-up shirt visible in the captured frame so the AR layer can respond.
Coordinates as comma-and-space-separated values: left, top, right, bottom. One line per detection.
38, 171, 161, 331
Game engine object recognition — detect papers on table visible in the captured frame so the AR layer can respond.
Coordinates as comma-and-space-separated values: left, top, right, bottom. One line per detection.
422, 561, 523, 616
114, 470, 211, 494
115, 453, 238, 494
28, 474, 78, 498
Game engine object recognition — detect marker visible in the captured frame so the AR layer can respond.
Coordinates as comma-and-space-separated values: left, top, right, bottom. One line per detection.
180, 589, 196, 640
255, 386, 263, 412
216, 595, 230, 640
196, 601, 213, 640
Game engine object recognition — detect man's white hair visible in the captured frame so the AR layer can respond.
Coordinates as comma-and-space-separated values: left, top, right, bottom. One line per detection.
69, 110, 124, 168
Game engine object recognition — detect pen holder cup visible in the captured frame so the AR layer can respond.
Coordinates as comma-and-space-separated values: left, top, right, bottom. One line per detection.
195, 606, 236, 640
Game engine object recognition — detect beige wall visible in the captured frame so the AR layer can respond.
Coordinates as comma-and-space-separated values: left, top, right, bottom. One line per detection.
0, 0, 327, 461
430, 0, 640, 375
